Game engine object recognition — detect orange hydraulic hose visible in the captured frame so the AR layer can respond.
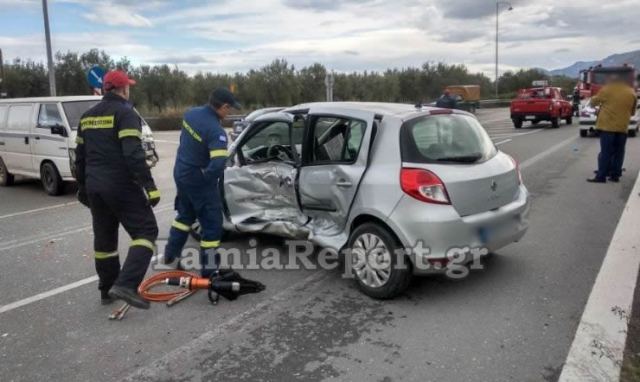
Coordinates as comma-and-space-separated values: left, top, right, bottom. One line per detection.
138, 270, 205, 302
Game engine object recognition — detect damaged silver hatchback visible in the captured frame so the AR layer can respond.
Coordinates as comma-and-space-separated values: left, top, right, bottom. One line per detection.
220, 102, 530, 299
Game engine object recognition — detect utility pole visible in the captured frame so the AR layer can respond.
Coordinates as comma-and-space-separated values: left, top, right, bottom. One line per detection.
495, 1, 512, 99
42, 0, 56, 96
325, 71, 334, 102
0, 48, 5, 98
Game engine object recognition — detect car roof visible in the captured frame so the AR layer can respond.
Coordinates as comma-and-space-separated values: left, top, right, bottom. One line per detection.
282, 102, 473, 120
0, 95, 102, 104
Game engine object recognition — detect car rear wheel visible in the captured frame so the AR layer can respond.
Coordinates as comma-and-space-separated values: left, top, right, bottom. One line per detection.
566, 116, 573, 125
40, 162, 64, 196
0, 157, 15, 187
348, 223, 411, 299
513, 119, 523, 129
579, 130, 588, 138
551, 117, 559, 128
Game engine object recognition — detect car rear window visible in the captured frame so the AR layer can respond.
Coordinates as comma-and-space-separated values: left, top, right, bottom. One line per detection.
400, 114, 496, 164
62, 100, 100, 130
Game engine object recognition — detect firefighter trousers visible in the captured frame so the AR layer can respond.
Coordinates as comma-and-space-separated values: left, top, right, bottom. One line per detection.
164, 179, 223, 278
87, 183, 158, 291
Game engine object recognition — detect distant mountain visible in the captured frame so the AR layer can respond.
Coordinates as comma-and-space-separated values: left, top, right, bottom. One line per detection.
549, 50, 640, 78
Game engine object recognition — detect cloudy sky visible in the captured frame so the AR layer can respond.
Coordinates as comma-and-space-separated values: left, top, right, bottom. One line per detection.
1, 0, 639, 78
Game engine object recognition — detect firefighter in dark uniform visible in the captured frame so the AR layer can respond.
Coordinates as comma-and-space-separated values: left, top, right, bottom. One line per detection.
75, 70, 160, 309
163, 88, 240, 278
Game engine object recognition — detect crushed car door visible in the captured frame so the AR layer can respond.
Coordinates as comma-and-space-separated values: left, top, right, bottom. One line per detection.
223, 114, 309, 238
297, 107, 376, 249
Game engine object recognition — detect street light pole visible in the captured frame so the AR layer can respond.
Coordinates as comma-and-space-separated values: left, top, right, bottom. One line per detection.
495, 1, 512, 99
42, 0, 56, 96
0, 48, 4, 97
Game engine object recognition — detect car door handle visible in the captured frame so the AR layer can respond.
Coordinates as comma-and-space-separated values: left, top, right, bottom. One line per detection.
336, 179, 353, 188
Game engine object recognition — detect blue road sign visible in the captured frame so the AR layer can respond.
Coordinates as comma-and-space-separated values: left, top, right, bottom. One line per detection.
87, 66, 105, 89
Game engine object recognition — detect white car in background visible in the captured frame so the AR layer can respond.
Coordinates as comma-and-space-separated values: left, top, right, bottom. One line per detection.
579, 98, 639, 137
0, 96, 158, 195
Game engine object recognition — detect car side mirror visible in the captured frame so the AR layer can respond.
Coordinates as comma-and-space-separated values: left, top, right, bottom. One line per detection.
50, 124, 67, 137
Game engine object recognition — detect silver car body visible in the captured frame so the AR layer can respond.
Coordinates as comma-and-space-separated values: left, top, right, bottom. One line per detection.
222, 102, 529, 274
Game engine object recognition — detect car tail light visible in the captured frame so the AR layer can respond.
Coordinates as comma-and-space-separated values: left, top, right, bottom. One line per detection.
549, 104, 553, 111
400, 168, 450, 204
508, 155, 523, 185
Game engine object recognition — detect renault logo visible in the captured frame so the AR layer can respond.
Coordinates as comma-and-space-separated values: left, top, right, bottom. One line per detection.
490, 180, 498, 192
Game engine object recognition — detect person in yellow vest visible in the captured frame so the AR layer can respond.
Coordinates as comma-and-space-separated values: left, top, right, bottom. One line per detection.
587, 75, 637, 183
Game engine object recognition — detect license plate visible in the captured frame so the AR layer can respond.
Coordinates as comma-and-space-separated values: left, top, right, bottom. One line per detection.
525, 115, 535, 120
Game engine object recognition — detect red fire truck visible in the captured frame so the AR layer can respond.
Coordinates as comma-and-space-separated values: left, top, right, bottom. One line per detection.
576, 64, 637, 98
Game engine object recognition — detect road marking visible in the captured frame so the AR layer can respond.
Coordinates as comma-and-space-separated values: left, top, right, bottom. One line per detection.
559, 170, 640, 381
0, 203, 176, 252
0, 276, 98, 314
0, 255, 160, 315
125, 270, 328, 381
0, 202, 80, 220
520, 135, 578, 169
494, 139, 512, 146
0, 225, 91, 252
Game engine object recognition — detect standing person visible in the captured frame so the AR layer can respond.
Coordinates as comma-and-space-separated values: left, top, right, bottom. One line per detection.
163, 88, 241, 277
572, 88, 581, 117
587, 75, 637, 183
75, 70, 160, 309
435, 89, 458, 109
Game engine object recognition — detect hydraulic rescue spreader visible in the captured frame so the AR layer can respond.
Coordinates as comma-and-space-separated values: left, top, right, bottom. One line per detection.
109, 269, 266, 320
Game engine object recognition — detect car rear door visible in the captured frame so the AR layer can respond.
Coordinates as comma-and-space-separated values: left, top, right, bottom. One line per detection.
297, 106, 376, 240
4, 103, 35, 174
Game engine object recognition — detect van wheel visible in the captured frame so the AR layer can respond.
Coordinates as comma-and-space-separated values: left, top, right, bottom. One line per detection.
580, 130, 588, 138
40, 162, 64, 196
0, 157, 15, 186
348, 223, 411, 299
551, 117, 560, 128
629, 129, 637, 138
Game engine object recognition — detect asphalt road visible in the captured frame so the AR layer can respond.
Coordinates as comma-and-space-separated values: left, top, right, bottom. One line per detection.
1, 108, 638, 382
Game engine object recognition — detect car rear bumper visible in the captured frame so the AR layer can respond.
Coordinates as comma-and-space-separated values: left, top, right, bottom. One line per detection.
511, 112, 554, 121
387, 185, 530, 275
579, 123, 638, 131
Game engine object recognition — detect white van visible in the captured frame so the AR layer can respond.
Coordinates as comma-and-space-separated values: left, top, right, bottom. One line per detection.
0, 96, 158, 195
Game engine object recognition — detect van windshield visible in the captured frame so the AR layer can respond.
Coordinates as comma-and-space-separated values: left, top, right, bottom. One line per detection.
400, 114, 496, 164
62, 100, 100, 130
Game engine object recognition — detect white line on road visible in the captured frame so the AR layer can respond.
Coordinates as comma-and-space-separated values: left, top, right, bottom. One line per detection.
521, 135, 578, 169
0, 276, 98, 314
0, 255, 160, 315
125, 270, 328, 381
494, 139, 512, 146
0, 203, 175, 252
559, 170, 640, 381
0, 202, 80, 220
